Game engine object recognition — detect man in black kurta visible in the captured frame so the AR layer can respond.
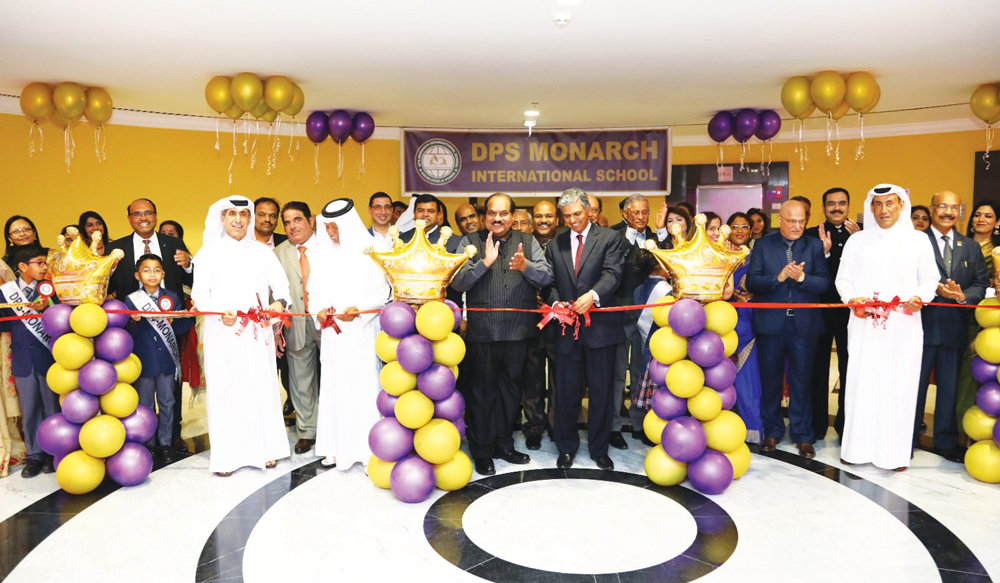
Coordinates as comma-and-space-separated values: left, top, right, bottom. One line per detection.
451, 193, 553, 476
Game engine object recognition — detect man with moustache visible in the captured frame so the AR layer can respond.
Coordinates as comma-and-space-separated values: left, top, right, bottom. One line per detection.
747, 200, 830, 458
804, 187, 861, 441
512, 209, 533, 234
253, 197, 287, 248
274, 202, 322, 455
546, 188, 625, 470
915, 190, 990, 463
451, 193, 553, 476
399, 194, 462, 253
454, 203, 480, 235
366, 192, 394, 252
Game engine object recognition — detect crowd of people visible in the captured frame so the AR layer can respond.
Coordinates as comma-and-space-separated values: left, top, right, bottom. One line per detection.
0, 185, 996, 478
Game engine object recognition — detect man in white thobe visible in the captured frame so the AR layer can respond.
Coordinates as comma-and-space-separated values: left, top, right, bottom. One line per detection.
836, 184, 939, 470
309, 199, 390, 469
191, 196, 292, 475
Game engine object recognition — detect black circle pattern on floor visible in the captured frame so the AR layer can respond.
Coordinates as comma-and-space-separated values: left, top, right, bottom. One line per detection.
423, 468, 738, 583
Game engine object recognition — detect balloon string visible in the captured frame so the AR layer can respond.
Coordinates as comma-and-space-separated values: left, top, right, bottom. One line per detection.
37, 123, 43, 153
243, 119, 249, 155
802, 119, 809, 163
94, 126, 101, 161
101, 125, 107, 161
272, 117, 282, 172
825, 113, 833, 157
64, 127, 71, 173
716, 142, 723, 169
984, 125, 994, 171
739, 140, 746, 171
229, 119, 236, 184
798, 120, 805, 171
835, 120, 841, 166
358, 141, 366, 179
251, 120, 259, 170
28, 124, 35, 158
768, 139, 773, 175
266, 122, 274, 176
215, 117, 220, 151
856, 114, 866, 161
314, 143, 321, 184
759, 141, 765, 175
792, 119, 799, 154
337, 141, 344, 179
287, 117, 296, 161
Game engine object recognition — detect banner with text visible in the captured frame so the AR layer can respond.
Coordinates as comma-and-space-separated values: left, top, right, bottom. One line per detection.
403, 128, 671, 196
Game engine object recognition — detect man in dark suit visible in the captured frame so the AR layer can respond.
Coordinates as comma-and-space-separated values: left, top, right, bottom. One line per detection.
252, 197, 288, 249
545, 188, 626, 470
916, 191, 990, 462
803, 187, 861, 441
106, 198, 193, 452
399, 194, 462, 253
747, 200, 830, 458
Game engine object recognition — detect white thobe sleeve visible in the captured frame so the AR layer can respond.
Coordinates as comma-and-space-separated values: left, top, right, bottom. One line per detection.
835, 237, 859, 303
191, 253, 221, 313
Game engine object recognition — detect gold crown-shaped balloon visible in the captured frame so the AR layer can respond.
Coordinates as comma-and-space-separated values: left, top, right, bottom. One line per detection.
46, 228, 124, 305
644, 214, 750, 302
365, 219, 476, 305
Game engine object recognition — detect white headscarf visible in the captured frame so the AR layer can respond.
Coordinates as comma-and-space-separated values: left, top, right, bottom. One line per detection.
863, 184, 912, 237
309, 199, 388, 311
394, 197, 417, 234
195, 195, 255, 263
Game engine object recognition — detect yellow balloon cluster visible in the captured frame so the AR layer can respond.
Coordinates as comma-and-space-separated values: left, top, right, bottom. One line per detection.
963, 297, 1000, 483
781, 71, 880, 120
20, 82, 114, 128
205, 73, 305, 120
970, 83, 1000, 125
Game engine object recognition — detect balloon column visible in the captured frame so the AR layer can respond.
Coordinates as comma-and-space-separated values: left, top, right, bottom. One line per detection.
962, 297, 1000, 484
37, 230, 155, 495
969, 83, 1000, 169
305, 109, 377, 182
707, 109, 781, 173
20, 81, 114, 167
641, 216, 751, 495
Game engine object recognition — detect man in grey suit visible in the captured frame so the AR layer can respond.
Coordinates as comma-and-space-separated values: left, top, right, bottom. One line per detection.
274, 201, 323, 455
546, 188, 626, 470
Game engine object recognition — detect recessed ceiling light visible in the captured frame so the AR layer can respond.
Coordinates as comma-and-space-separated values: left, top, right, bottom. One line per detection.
525, 109, 540, 117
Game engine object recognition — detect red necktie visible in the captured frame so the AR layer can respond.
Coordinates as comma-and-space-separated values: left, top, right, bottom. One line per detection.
298, 246, 311, 313
574, 234, 584, 275
142, 239, 151, 255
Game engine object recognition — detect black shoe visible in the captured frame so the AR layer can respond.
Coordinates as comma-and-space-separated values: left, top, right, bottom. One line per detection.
40, 459, 55, 474
283, 399, 294, 416
591, 454, 614, 471
556, 453, 574, 469
21, 459, 43, 478
609, 431, 629, 450
525, 435, 542, 450
474, 458, 496, 476
495, 449, 530, 464
941, 448, 966, 464
632, 430, 655, 447
171, 438, 189, 455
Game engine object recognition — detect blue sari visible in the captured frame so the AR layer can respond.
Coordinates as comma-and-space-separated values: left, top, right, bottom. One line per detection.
732, 258, 763, 444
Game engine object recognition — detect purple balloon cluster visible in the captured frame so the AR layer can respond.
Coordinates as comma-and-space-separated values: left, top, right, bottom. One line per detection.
38, 300, 155, 491
368, 301, 466, 503
708, 109, 782, 144
305, 109, 376, 144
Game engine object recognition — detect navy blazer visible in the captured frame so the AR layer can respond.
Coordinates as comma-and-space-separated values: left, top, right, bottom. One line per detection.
105, 233, 193, 301
124, 289, 194, 378
920, 228, 990, 349
0, 288, 56, 377
745, 233, 830, 337
544, 225, 626, 352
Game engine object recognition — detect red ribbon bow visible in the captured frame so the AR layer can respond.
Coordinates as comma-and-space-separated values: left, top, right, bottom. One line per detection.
320, 311, 342, 334
537, 303, 591, 340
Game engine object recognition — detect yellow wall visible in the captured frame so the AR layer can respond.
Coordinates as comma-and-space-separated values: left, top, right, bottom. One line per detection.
0, 110, 988, 256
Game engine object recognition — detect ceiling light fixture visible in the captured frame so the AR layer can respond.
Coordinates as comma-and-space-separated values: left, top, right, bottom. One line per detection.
524, 119, 537, 137
525, 102, 540, 117
553, 12, 571, 28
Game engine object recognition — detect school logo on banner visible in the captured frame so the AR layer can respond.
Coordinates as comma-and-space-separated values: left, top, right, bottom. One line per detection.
415, 139, 462, 185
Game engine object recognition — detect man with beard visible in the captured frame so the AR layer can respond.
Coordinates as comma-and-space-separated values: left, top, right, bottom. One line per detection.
915, 190, 989, 463
253, 197, 287, 248
451, 193, 553, 475
454, 203, 480, 235
804, 187, 860, 441
366, 192, 394, 252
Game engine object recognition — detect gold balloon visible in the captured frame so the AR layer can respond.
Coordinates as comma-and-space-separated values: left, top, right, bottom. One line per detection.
230, 72, 263, 112
780, 76, 814, 120
970, 84, 1000, 123
264, 76, 295, 112
810, 70, 846, 114
224, 104, 244, 120
84, 87, 113, 127
49, 111, 76, 130
845, 71, 879, 112
205, 75, 234, 114
261, 108, 278, 123
989, 111, 1000, 126
964, 440, 1000, 484
961, 405, 997, 442
285, 83, 305, 116
52, 82, 86, 120
49, 229, 124, 304
831, 100, 851, 121
250, 98, 270, 119
858, 83, 880, 114
20, 82, 54, 123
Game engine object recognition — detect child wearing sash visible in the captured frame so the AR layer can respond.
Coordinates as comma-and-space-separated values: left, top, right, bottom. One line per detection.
124, 254, 193, 458
0, 245, 58, 478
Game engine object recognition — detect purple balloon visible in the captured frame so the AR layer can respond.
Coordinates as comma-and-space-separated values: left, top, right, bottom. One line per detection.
36, 413, 82, 457
433, 390, 465, 422
42, 304, 74, 338
95, 328, 133, 363
328, 109, 353, 144
351, 111, 375, 143
651, 387, 688, 420
417, 364, 456, 400
650, 359, 669, 387
688, 449, 734, 495
688, 330, 724, 368
61, 389, 101, 424
443, 299, 462, 331
718, 385, 737, 410
397, 334, 435, 374
78, 359, 118, 396
121, 404, 157, 443
754, 109, 782, 141
106, 442, 153, 487
971, 356, 1000, 384
376, 390, 399, 417
661, 415, 707, 463
667, 299, 707, 337
454, 417, 466, 440
389, 455, 436, 503
368, 417, 415, 462
704, 358, 737, 391
731, 108, 759, 143
305, 111, 330, 143
707, 111, 734, 144
976, 381, 1000, 417
380, 301, 416, 339
102, 299, 130, 329
53, 451, 70, 469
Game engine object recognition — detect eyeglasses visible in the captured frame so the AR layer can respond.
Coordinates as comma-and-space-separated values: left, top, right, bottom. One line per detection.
934, 204, 960, 212
10, 227, 34, 236
779, 217, 807, 226
139, 268, 164, 275
25, 260, 46, 266
129, 211, 156, 218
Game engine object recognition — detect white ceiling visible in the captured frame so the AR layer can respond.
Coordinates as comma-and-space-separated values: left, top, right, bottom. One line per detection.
1, 0, 998, 136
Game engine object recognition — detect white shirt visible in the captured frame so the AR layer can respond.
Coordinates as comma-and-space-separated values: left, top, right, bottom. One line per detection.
625, 226, 646, 246
132, 232, 161, 262
368, 227, 393, 252
568, 222, 601, 305
17, 278, 36, 296
930, 225, 954, 257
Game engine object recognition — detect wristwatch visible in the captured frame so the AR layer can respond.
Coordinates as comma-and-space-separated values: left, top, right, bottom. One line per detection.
796, 273, 805, 283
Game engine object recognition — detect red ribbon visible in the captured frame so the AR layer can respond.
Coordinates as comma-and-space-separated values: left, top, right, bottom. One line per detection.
320, 312, 342, 334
